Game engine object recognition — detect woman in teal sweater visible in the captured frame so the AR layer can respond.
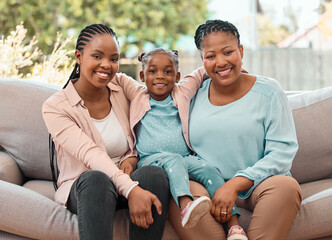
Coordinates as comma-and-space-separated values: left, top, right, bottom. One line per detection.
168, 20, 302, 240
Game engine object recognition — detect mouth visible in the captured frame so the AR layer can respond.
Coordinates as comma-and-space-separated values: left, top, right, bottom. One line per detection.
153, 83, 167, 88
216, 68, 232, 77
96, 71, 111, 80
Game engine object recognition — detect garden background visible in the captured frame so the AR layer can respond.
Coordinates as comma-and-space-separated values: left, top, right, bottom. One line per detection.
1, 0, 332, 90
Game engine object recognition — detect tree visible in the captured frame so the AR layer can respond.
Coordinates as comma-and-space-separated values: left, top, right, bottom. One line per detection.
257, 15, 291, 46
0, 0, 208, 56
318, 0, 332, 14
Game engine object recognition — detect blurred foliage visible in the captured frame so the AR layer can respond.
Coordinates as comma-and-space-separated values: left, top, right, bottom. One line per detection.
0, 0, 208, 56
257, 15, 290, 46
318, 0, 332, 14
0, 22, 74, 84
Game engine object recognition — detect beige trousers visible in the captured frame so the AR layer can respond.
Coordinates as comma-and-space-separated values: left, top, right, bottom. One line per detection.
168, 175, 302, 240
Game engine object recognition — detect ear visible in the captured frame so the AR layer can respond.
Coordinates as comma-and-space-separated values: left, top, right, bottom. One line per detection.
175, 72, 181, 83
139, 71, 145, 82
75, 49, 82, 65
239, 44, 244, 59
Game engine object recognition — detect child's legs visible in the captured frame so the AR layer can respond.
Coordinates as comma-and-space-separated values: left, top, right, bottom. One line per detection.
139, 153, 193, 207
236, 175, 301, 240
185, 155, 239, 216
168, 181, 226, 240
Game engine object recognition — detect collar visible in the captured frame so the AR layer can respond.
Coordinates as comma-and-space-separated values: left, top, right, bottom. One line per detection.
64, 79, 122, 107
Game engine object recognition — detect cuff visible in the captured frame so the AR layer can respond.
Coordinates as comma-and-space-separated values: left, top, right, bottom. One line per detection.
125, 181, 139, 199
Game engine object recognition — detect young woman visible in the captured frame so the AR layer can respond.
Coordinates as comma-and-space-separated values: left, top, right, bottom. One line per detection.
42, 24, 170, 240
168, 20, 302, 240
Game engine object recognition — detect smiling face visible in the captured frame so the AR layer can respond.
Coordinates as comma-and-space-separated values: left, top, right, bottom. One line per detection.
140, 53, 180, 101
75, 34, 119, 89
201, 31, 243, 89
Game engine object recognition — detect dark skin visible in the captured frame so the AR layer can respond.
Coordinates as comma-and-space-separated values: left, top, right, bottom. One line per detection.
74, 34, 162, 229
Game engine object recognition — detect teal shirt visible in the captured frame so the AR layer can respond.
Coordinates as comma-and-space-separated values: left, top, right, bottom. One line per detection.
136, 95, 190, 160
189, 76, 298, 198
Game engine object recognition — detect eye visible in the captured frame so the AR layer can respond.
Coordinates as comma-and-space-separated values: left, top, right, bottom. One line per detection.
165, 70, 172, 74
225, 51, 233, 56
93, 55, 101, 59
111, 57, 119, 62
149, 70, 156, 74
205, 55, 215, 59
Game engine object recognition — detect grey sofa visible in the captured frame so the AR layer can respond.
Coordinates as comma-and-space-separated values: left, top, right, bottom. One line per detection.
0, 78, 332, 240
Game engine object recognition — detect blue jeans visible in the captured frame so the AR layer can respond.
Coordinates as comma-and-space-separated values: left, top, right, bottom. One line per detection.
67, 166, 170, 240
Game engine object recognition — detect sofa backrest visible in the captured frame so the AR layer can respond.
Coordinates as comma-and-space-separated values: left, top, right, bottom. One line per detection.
0, 79, 59, 180
1, 78, 331, 184
287, 87, 332, 184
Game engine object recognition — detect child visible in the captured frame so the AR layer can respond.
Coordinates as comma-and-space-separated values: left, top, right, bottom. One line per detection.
115, 48, 247, 237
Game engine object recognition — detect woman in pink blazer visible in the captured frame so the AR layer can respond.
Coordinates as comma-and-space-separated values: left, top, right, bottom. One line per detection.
42, 24, 170, 240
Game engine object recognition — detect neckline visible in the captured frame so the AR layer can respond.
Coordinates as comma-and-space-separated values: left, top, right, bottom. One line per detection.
206, 77, 257, 107
150, 94, 172, 105
91, 109, 113, 122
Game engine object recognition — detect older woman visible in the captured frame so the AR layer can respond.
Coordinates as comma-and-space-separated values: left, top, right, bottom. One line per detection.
168, 19, 302, 240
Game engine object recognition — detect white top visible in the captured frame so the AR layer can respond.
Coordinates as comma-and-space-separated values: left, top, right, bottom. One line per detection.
92, 109, 129, 167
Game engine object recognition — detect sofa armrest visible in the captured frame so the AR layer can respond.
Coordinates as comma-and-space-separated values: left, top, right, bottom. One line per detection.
0, 150, 24, 185
0, 180, 78, 239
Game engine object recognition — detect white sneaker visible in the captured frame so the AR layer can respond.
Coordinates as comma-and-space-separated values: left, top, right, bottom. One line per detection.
180, 196, 211, 229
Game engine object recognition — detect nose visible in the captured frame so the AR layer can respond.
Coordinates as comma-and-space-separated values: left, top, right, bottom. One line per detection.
156, 71, 165, 79
100, 59, 111, 69
216, 55, 227, 67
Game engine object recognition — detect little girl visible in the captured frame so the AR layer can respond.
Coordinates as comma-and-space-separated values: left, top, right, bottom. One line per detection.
114, 48, 247, 237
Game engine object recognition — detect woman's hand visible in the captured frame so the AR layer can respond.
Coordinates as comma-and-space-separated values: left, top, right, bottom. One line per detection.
120, 157, 138, 175
127, 186, 162, 229
211, 176, 253, 222
211, 182, 238, 223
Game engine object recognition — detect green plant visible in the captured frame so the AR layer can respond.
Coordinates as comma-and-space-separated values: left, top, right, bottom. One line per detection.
0, 22, 41, 78
0, 22, 74, 85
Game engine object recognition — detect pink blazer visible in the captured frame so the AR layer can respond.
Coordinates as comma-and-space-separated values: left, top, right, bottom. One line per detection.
42, 77, 138, 206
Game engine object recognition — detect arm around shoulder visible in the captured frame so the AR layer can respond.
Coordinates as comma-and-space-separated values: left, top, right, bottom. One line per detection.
112, 73, 145, 101
177, 67, 206, 99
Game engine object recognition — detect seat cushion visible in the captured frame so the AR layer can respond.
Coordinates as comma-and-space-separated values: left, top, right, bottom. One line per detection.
286, 179, 332, 239
23, 180, 55, 200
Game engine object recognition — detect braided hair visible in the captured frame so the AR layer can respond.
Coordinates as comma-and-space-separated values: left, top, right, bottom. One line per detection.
49, 24, 118, 190
194, 20, 241, 51
138, 48, 179, 71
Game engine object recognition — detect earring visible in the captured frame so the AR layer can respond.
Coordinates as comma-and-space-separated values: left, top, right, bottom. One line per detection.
76, 65, 80, 74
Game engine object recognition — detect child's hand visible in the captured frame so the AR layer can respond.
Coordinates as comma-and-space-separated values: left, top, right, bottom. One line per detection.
241, 68, 248, 73
120, 157, 138, 175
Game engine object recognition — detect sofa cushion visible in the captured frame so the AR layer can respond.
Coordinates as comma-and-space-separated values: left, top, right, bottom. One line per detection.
0, 79, 59, 180
0, 151, 24, 185
286, 179, 332, 240
287, 87, 332, 184
23, 180, 55, 200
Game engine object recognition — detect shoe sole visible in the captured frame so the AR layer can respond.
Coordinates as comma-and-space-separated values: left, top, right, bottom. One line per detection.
182, 196, 211, 229
227, 234, 248, 240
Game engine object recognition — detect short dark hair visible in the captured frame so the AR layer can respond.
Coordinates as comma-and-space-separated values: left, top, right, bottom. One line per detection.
194, 19, 241, 51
